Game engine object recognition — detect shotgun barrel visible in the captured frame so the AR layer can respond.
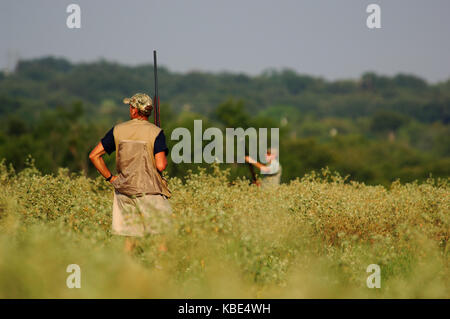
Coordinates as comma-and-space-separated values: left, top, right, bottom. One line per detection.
153, 50, 160, 127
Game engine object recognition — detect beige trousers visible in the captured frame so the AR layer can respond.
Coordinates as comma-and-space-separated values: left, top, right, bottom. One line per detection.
112, 190, 173, 237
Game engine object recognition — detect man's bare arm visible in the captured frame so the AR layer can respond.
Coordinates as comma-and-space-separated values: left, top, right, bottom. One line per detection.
245, 155, 271, 173
155, 151, 168, 172
89, 142, 116, 181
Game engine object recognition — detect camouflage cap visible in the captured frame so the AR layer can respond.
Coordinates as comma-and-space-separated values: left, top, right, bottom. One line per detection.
123, 93, 153, 112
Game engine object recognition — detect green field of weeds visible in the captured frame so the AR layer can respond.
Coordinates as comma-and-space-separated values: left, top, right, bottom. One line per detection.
0, 159, 448, 298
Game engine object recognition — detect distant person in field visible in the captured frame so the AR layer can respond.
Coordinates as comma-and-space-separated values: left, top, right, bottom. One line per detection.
245, 148, 282, 187
89, 93, 171, 252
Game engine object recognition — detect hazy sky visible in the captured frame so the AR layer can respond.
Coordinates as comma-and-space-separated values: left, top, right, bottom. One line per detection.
1, 0, 450, 82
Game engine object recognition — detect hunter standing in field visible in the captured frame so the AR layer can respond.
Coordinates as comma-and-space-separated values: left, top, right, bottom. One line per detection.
245, 148, 282, 187
89, 93, 172, 252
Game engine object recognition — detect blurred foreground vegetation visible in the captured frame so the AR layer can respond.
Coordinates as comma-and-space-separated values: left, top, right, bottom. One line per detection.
0, 161, 448, 298
0, 57, 449, 186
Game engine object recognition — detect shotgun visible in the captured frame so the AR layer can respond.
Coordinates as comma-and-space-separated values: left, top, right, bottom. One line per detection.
153, 50, 160, 127
239, 135, 258, 185
246, 144, 257, 185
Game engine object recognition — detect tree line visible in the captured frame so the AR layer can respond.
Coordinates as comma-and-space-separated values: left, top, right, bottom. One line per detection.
0, 57, 448, 185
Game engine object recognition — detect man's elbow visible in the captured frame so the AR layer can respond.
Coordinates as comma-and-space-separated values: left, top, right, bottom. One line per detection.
260, 166, 270, 173
88, 151, 98, 163
155, 152, 168, 172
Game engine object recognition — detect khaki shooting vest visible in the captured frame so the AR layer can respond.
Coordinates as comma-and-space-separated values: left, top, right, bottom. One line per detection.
111, 119, 171, 198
